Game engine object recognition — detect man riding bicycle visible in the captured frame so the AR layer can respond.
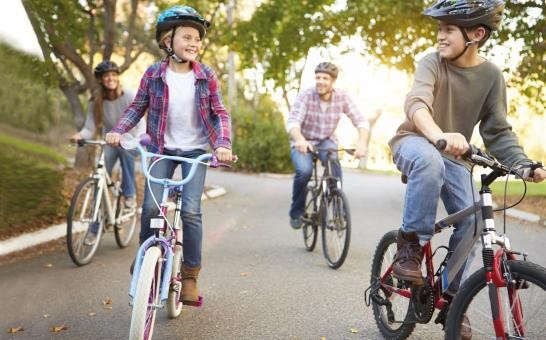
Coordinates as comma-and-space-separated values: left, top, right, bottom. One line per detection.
286, 62, 370, 229
389, 0, 546, 301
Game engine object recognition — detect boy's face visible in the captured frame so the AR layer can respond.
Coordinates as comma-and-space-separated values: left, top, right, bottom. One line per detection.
315, 72, 335, 96
100, 71, 119, 91
170, 26, 202, 62
436, 22, 466, 59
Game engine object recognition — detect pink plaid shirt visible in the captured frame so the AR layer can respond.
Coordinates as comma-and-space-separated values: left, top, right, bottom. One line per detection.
286, 87, 368, 146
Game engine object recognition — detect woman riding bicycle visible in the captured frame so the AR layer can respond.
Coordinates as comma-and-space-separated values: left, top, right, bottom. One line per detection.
105, 5, 233, 306
388, 0, 545, 305
70, 60, 145, 245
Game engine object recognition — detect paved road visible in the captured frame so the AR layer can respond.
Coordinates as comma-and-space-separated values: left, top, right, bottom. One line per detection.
1, 170, 545, 339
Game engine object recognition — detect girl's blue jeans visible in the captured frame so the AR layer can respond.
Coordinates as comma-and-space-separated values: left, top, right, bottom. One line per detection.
140, 149, 207, 268
393, 135, 478, 292
289, 138, 341, 219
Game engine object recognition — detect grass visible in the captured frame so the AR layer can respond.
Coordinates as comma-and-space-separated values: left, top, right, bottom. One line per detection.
0, 132, 67, 233
488, 180, 546, 197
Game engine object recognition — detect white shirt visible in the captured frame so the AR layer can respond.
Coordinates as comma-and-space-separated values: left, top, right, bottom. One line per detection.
164, 68, 208, 151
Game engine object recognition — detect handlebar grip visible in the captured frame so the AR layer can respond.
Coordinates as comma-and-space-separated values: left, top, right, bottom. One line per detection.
435, 139, 447, 151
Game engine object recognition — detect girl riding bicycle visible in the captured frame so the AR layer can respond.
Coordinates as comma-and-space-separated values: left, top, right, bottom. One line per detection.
70, 60, 145, 245
106, 5, 233, 306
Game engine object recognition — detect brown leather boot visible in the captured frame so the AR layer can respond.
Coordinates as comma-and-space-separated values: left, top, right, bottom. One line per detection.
180, 264, 201, 306
392, 230, 424, 284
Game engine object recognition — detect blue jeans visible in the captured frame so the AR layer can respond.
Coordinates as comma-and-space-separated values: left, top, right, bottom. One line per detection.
140, 149, 207, 268
104, 145, 137, 198
393, 136, 478, 292
289, 139, 342, 219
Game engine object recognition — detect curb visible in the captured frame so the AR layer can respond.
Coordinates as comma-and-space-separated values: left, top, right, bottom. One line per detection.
0, 185, 227, 258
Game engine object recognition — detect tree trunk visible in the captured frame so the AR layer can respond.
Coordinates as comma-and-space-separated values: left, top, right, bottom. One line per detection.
359, 108, 383, 169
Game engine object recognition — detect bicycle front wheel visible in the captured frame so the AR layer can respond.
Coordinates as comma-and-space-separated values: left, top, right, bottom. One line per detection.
114, 188, 138, 248
302, 187, 318, 251
445, 260, 546, 340
167, 244, 183, 318
321, 188, 351, 269
129, 246, 163, 340
370, 230, 415, 339
67, 177, 104, 266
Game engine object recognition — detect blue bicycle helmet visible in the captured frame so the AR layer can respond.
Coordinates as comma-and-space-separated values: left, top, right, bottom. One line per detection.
155, 5, 210, 48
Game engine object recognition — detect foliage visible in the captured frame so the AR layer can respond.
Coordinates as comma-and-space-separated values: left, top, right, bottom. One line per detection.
232, 95, 292, 174
0, 132, 66, 233
0, 42, 66, 132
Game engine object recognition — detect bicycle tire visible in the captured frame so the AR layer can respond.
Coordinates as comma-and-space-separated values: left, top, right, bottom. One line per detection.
321, 188, 351, 269
67, 177, 104, 266
445, 260, 546, 340
114, 179, 138, 248
370, 230, 416, 339
302, 187, 319, 251
167, 244, 183, 318
129, 246, 163, 340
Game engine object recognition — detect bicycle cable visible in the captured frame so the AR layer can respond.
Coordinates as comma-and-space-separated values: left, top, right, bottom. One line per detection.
499, 159, 530, 235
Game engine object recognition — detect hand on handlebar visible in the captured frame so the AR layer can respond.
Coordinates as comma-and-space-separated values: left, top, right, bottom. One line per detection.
294, 138, 313, 154
69, 132, 82, 144
105, 132, 121, 147
434, 133, 469, 159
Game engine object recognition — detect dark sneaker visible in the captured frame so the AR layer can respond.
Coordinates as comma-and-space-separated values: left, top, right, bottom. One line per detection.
392, 230, 424, 284
290, 216, 303, 229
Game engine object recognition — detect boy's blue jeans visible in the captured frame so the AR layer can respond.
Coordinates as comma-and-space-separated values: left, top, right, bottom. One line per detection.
393, 136, 478, 292
289, 139, 342, 219
140, 149, 207, 268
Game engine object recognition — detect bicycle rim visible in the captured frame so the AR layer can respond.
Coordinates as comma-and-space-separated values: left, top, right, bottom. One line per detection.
321, 189, 351, 269
130, 246, 163, 340
370, 230, 415, 339
67, 177, 104, 266
114, 194, 138, 248
446, 260, 546, 339
302, 188, 318, 251
167, 245, 183, 318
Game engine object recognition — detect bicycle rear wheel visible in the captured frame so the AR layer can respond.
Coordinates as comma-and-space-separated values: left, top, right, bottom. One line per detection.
445, 260, 546, 339
129, 246, 163, 340
302, 187, 318, 251
369, 230, 415, 339
67, 177, 104, 266
114, 182, 138, 248
321, 188, 351, 269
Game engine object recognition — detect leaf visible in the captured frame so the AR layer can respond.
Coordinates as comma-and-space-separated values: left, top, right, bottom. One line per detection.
88, 312, 96, 316
50, 325, 68, 333
43, 314, 50, 318
349, 328, 359, 333
44, 263, 53, 268
7, 326, 24, 333
102, 297, 112, 306
240, 272, 249, 277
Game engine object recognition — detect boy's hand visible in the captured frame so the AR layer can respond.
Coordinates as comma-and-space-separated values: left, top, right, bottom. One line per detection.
354, 141, 368, 159
215, 147, 233, 162
436, 133, 469, 158
294, 138, 313, 154
532, 167, 546, 183
105, 132, 121, 147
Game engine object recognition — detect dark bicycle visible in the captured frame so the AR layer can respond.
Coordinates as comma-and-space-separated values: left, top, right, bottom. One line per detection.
302, 148, 353, 269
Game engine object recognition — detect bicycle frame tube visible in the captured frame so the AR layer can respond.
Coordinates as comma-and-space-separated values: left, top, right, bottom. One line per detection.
94, 150, 117, 226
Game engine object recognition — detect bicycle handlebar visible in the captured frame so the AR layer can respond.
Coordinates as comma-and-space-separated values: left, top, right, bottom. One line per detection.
74, 139, 107, 147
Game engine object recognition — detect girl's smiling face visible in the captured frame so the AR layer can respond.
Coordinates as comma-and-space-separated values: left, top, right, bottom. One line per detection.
170, 26, 202, 62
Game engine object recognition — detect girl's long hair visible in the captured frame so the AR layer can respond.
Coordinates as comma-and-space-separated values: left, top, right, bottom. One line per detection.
92, 76, 123, 135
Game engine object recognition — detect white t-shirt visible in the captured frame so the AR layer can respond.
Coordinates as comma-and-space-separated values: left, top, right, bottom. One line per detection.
164, 68, 208, 151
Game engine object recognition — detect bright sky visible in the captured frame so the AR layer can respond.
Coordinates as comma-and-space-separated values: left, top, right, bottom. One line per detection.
0, 0, 42, 57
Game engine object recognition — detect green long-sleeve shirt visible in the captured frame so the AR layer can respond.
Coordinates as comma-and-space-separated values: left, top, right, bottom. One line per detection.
389, 52, 526, 165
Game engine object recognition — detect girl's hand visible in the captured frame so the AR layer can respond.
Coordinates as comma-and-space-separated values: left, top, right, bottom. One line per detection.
215, 147, 233, 162
105, 132, 121, 147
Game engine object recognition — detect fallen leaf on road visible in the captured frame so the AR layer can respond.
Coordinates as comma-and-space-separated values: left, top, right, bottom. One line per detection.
321, 337, 327, 340
44, 263, 53, 268
102, 297, 112, 306
104, 306, 113, 310
240, 272, 248, 277
349, 328, 359, 333
7, 326, 24, 333
88, 312, 96, 317
43, 314, 50, 318
50, 325, 68, 333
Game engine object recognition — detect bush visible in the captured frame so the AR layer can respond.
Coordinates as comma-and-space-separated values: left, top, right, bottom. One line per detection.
232, 97, 293, 174
0, 133, 67, 233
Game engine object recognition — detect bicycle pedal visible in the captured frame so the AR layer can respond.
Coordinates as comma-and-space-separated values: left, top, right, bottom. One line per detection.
182, 295, 203, 307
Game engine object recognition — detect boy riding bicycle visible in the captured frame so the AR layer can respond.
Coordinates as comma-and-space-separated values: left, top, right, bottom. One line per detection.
106, 5, 233, 306
389, 0, 546, 309
286, 62, 369, 229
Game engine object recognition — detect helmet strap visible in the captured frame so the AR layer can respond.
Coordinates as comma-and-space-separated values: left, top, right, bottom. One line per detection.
450, 26, 473, 62
168, 27, 189, 64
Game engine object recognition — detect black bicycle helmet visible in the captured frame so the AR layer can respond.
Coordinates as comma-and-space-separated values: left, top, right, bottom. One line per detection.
94, 60, 120, 78
423, 0, 505, 31
155, 5, 211, 48
315, 62, 339, 79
